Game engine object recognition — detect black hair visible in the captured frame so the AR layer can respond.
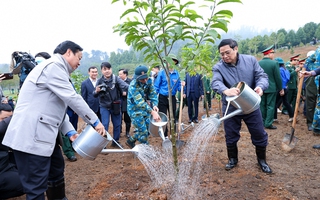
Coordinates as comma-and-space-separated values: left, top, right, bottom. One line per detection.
0, 103, 13, 112
88, 66, 98, 72
119, 68, 128, 76
53, 40, 83, 55
35, 52, 51, 59
101, 62, 111, 69
218, 39, 238, 50
154, 65, 160, 69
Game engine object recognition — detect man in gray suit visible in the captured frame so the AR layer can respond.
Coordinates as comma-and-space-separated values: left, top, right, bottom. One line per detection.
2, 41, 106, 200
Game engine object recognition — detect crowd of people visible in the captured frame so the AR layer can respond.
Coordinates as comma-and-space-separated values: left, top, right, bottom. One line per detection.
0, 38, 320, 199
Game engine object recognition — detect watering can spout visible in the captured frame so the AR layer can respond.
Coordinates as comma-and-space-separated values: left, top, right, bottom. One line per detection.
101, 144, 141, 155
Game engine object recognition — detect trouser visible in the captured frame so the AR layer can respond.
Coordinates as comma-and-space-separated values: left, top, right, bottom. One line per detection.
283, 88, 297, 113
121, 111, 131, 133
260, 92, 276, 127
274, 88, 293, 119
0, 167, 24, 199
61, 133, 75, 159
130, 114, 150, 144
13, 143, 65, 200
305, 77, 317, 125
187, 92, 200, 121
100, 106, 121, 142
223, 109, 268, 147
158, 94, 177, 137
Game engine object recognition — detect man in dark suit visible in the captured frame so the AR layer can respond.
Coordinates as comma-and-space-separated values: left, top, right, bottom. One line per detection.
258, 45, 282, 129
118, 69, 132, 138
81, 66, 101, 120
183, 73, 204, 123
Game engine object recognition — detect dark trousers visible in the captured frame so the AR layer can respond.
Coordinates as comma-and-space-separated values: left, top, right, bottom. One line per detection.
274, 88, 294, 119
13, 143, 65, 200
223, 109, 268, 147
283, 88, 297, 112
187, 92, 200, 121
305, 77, 317, 125
158, 94, 177, 137
0, 167, 24, 199
121, 111, 131, 133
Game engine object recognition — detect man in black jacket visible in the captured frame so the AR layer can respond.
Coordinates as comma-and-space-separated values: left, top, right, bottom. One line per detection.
0, 103, 24, 199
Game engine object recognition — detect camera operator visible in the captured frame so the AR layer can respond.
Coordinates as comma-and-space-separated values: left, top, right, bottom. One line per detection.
94, 62, 129, 148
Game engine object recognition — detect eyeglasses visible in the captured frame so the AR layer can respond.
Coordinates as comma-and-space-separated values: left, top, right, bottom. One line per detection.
220, 49, 233, 57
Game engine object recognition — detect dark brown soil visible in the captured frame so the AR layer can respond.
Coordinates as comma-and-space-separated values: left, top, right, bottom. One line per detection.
12, 97, 320, 200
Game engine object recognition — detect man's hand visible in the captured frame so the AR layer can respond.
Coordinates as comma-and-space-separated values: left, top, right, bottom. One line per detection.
151, 111, 161, 122
94, 122, 106, 136
153, 106, 159, 112
223, 88, 240, 96
254, 86, 263, 96
69, 133, 80, 142
300, 71, 312, 78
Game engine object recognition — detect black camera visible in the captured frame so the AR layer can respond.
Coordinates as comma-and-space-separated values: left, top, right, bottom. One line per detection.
99, 83, 109, 93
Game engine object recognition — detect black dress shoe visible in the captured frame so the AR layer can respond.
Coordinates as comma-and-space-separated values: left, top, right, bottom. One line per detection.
308, 126, 313, 131
266, 125, 277, 129
193, 119, 199, 123
188, 119, 192, 123
67, 155, 77, 162
313, 144, 320, 149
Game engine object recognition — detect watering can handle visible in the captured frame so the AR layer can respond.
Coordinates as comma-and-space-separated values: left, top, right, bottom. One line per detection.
236, 82, 243, 89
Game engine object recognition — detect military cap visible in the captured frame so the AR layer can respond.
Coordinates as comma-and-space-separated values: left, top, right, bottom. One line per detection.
299, 57, 307, 64
261, 45, 275, 55
133, 65, 148, 80
307, 50, 315, 57
290, 54, 301, 61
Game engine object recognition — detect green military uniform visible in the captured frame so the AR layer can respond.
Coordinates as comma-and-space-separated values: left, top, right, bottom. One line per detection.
203, 76, 212, 110
259, 45, 282, 128
283, 54, 300, 114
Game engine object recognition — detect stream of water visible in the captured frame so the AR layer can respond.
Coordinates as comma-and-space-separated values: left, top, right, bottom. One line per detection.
135, 118, 220, 199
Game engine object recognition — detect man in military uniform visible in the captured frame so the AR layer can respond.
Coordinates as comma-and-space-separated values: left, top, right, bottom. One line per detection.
259, 45, 282, 129
282, 54, 301, 115
126, 65, 160, 148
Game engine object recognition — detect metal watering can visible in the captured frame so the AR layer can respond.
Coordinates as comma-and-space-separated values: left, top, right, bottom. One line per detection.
209, 81, 261, 125
72, 125, 140, 160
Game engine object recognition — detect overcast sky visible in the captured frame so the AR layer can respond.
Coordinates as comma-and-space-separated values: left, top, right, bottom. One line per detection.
0, 0, 318, 63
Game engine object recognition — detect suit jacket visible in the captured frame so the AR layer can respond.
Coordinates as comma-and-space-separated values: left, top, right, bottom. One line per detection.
2, 54, 98, 157
81, 78, 99, 113
184, 73, 204, 98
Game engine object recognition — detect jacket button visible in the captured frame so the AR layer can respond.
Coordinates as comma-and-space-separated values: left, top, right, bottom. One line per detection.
40, 117, 43, 120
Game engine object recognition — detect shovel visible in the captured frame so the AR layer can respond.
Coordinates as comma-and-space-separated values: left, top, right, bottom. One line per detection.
176, 85, 185, 148
281, 68, 305, 152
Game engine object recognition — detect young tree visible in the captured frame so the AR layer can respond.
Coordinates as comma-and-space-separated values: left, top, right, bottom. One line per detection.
111, 0, 241, 169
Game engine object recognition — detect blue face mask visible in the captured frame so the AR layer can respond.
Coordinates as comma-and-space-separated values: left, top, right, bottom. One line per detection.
35, 56, 45, 64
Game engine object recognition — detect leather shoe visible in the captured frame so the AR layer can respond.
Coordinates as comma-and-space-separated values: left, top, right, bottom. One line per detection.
125, 132, 130, 138
188, 119, 192, 123
308, 126, 313, 131
282, 111, 289, 115
193, 119, 199, 123
266, 125, 277, 129
313, 144, 320, 149
313, 129, 320, 136
67, 155, 77, 162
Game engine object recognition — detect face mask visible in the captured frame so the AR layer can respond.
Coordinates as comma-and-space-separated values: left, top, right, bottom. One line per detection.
35, 56, 45, 64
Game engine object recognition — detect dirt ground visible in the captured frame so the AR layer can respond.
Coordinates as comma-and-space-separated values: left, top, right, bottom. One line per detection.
12, 98, 320, 200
